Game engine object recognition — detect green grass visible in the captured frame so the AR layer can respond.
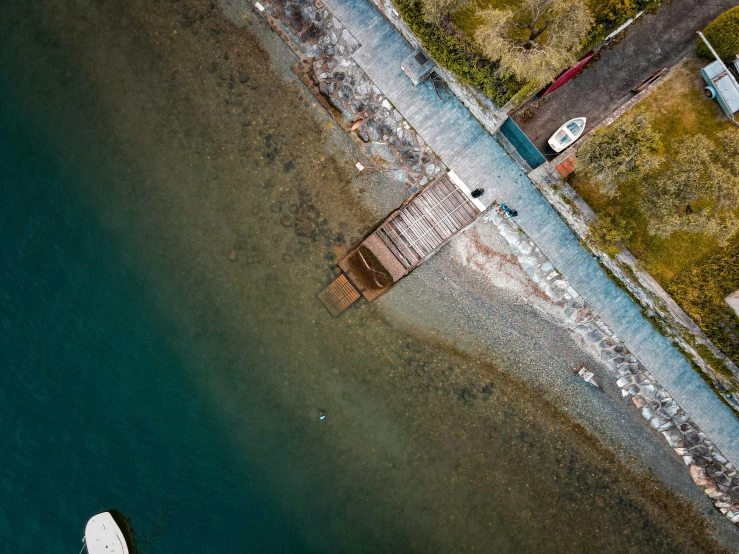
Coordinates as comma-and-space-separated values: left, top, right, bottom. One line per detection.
568, 58, 739, 365
668, 238, 739, 367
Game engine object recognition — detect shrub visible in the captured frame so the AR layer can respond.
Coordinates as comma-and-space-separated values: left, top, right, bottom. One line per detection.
696, 6, 739, 61
576, 111, 662, 197
640, 130, 739, 244
589, 216, 632, 258
394, 0, 521, 106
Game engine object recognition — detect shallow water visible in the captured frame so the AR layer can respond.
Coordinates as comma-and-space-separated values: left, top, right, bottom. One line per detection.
0, 0, 730, 552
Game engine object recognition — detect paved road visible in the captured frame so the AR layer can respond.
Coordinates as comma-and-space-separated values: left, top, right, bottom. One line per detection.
322, 0, 739, 466
510, 0, 739, 156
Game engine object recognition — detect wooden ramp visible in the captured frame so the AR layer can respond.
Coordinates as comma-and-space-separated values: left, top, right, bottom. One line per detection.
377, 175, 480, 270
318, 273, 361, 316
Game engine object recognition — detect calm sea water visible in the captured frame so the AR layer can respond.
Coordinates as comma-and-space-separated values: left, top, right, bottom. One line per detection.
1, 0, 735, 552
0, 81, 315, 552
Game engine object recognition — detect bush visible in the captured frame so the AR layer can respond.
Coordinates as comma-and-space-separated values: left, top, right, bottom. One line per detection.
589, 216, 632, 258
576, 111, 661, 197
583, 0, 662, 52
696, 6, 739, 61
394, 0, 521, 106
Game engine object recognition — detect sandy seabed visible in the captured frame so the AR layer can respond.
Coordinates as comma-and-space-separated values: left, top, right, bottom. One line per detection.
3, 0, 739, 550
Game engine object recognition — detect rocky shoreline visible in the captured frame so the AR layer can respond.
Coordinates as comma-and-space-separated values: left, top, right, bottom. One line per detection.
248, 0, 739, 531
486, 211, 739, 526
258, 0, 444, 191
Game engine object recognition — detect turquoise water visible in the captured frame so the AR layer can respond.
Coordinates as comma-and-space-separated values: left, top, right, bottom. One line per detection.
0, 84, 310, 552
2, 0, 737, 552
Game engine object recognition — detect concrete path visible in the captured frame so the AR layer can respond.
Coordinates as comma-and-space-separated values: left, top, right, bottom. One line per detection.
511, 0, 739, 155
323, 0, 739, 465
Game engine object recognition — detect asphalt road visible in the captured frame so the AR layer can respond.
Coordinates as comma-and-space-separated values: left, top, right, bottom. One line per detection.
511, 0, 739, 157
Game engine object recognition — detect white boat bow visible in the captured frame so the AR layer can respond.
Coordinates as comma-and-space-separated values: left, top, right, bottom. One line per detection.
84, 512, 130, 554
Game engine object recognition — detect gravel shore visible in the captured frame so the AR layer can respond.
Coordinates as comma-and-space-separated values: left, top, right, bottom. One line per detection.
10, 0, 739, 548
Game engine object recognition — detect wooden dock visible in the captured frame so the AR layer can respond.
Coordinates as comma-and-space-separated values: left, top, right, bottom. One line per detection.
377, 175, 479, 271
317, 274, 361, 316
319, 173, 481, 315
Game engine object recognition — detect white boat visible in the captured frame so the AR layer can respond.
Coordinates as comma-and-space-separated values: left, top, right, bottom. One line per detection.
548, 117, 586, 153
84, 512, 131, 554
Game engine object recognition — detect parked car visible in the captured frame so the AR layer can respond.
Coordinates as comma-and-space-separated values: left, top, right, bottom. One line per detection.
548, 117, 586, 153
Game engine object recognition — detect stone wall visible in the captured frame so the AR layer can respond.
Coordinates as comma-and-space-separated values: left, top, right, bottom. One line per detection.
530, 152, 739, 414
258, 0, 445, 189
485, 209, 739, 528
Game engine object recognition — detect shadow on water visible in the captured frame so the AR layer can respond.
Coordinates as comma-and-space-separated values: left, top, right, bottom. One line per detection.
0, 0, 733, 552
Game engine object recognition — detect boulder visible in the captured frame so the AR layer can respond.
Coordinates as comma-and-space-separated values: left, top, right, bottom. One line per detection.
371, 143, 394, 163
690, 465, 712, 486
337, 85, 353, 101
357, 126, 370, 143
662, 429, 682, 448
366, 119, 382, 141
390, 170, 408, 183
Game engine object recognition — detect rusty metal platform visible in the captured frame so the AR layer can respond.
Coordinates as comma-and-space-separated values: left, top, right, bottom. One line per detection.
318, 273, 361, 316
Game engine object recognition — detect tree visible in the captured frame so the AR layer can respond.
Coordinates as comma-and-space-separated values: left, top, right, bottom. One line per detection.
576, 111, 662, 197
640, 131, 739, 244
696, 6, 739, 61
421, 0, 470, 24
474, 0, 594, 84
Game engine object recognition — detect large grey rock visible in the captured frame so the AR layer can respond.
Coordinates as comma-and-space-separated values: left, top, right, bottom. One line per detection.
371, 143, 394, 163
366, 119, 382, 141
518, 241, 533, 255
390, 170, 408, 183
342, 29, 359, 47
337, 85, 353, 101
355, 82, 370, 97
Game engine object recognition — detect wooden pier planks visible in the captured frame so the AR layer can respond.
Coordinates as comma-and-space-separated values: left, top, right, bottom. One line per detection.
319, 175, 480, 315
318, 273, 361, 316
377, 175, 479, 270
